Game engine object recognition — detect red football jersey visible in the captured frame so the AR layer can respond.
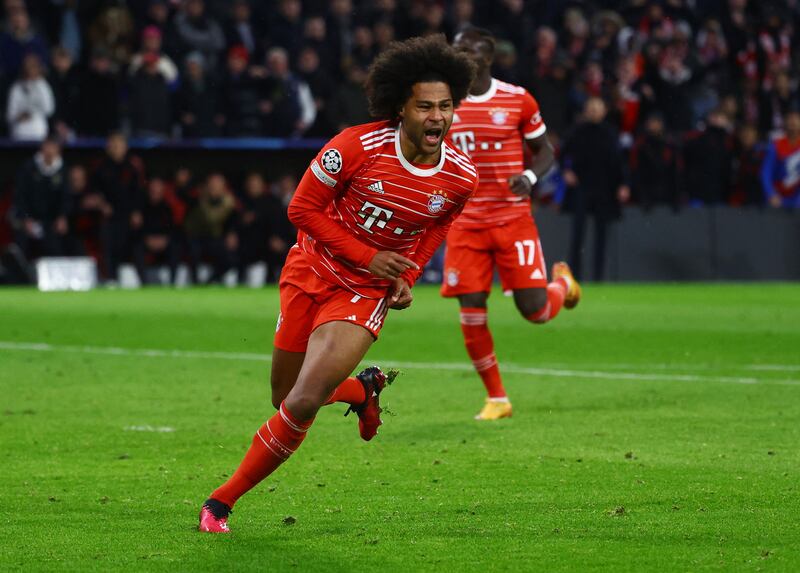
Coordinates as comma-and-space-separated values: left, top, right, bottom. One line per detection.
288, 120, 479, 298
447, 78, 546, 229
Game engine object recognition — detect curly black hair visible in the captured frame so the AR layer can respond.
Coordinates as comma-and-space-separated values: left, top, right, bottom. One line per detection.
366, 34, 476, 121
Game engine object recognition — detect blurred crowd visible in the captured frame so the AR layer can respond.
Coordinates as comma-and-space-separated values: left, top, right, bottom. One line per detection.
3, 0, 800, 283
8, 133, 297, 284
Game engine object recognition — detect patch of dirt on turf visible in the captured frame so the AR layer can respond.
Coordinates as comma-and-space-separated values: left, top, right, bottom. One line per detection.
608, 506, 625, 516
282, 516, 296, 525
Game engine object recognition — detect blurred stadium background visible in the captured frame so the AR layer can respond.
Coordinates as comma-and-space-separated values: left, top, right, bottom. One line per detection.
1, 0, 798, 286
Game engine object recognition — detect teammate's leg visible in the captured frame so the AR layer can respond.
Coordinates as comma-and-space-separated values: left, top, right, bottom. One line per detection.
457, 292, 511, 420
200, 321, 374, 532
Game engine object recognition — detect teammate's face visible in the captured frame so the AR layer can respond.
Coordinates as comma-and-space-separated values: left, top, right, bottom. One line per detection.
399, 81, 454, 158
453, 32, 492, 73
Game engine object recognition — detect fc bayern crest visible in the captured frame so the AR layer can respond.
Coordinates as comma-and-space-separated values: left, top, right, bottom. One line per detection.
321, 148, 342, 174
427, 193, 446, 214
446, 269, 460, 287
490, 108, 509, 125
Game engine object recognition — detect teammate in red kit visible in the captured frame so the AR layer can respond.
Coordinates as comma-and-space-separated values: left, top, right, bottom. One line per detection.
198, 35, 478, 533
444, 28, 581, 421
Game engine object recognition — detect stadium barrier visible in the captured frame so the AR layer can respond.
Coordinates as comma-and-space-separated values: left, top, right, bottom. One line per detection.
535, 206, 800, 281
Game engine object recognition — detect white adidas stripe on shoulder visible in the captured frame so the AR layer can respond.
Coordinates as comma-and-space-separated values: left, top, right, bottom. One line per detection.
445, 147, 477, 175
359, 127, 395, 141
495, 80, 526, 95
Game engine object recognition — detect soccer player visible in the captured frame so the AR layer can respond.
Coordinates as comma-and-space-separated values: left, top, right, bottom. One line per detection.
198, 35, 478, 533
443, 28, 581, 421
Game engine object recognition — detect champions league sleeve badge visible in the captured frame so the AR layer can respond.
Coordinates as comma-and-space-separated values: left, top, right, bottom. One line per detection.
321, 149, 343, 174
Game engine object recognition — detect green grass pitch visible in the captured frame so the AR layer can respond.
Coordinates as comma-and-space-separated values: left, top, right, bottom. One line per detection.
1, 284, 799, 571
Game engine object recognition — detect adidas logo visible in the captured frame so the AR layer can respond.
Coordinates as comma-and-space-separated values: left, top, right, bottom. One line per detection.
367, 181, 384, 194
530, 268, 544, 279
345, 315, 357, 321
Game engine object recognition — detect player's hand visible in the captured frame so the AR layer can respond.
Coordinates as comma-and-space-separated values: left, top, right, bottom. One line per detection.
769, 194, 783, 208
387, 278, 412, 310
368, 251, 419, 279
508, 174, 533, 196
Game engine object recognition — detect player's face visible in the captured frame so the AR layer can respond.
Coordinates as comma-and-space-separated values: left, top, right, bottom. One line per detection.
399, 81, 454, 157
453, 32, 492, 72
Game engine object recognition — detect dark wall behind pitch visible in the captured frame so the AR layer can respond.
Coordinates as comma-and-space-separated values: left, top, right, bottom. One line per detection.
535, 207, 800, 282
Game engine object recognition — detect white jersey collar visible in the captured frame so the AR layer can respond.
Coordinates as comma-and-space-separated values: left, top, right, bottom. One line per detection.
465, 78, 497, 103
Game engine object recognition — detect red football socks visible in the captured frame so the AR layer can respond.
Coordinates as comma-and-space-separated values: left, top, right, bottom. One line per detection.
527, 278, 568, 323
210, 402, 313, 508
460, 307, 506, 398
324, 376, 366, 406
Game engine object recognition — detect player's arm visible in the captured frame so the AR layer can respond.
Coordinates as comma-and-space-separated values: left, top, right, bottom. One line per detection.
509, 92, 555, 197
288, 135, 418, 277
397, 181, 478, 290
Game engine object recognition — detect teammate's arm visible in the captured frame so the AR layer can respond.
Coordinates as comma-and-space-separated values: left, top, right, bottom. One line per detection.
508, 91, 556, 197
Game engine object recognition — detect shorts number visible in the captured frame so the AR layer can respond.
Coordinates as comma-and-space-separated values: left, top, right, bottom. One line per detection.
514, 240, 537, 266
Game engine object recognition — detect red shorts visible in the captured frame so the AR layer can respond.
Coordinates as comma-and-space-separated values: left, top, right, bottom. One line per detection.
441, 216, 548, 297
274, 249, 389, 353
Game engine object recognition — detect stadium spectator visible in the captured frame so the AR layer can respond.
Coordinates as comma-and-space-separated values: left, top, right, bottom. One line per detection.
134, 177, 180, 285
301, 15, 334, 70
217, 44, 262, 137
129, 26, 178, 88
761, 110, 800, 209
77, 49, 120, 136
759, 71, 799, 135
86, 2, 136, 70
11, 136, 69, 262
47, 46, 80, 140
260, 47, 313, 136
730, 123, 766, 207
168, 0, 226, 72
268, 0, 304, 58
141, 0, 172, 35
265, 173, 296, 283
0, 7, 49, 81
224, 0, 263, 59
295, 46, 336, 136
328, 64, 371, 131
6, 53, 54, 141
630, 113, 680, 210
183, 172, 238, 284
235, 171, 272, 283
683, 108, 734, 205
560, 97, 629, 282
64, 164, 96, 256
91, 133, 145, 282
176, 51, 219, 138
128, 52, 173, 137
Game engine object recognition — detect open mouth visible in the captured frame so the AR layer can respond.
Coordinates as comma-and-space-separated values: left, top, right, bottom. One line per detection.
423, 127, 443, 146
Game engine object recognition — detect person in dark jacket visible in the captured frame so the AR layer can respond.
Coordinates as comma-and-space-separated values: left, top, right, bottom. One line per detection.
91, 133, 145, 282
216, 45, 263, 137
176, 51, 219, 137
77, 49, 120, 137
265, 173, 296, 283
11, 136, 69, 261
235, 171, 273, 283
683, 108, 734, 205
47, 46, 81, 140
128, 53, 172, 137
630, 113, 679, 209
560, 97, 629, 281
133, 177, 180, 284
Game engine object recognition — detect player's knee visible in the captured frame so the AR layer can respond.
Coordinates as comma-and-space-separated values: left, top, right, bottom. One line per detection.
459, 292, 488, 308
515, 288, 548, 320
